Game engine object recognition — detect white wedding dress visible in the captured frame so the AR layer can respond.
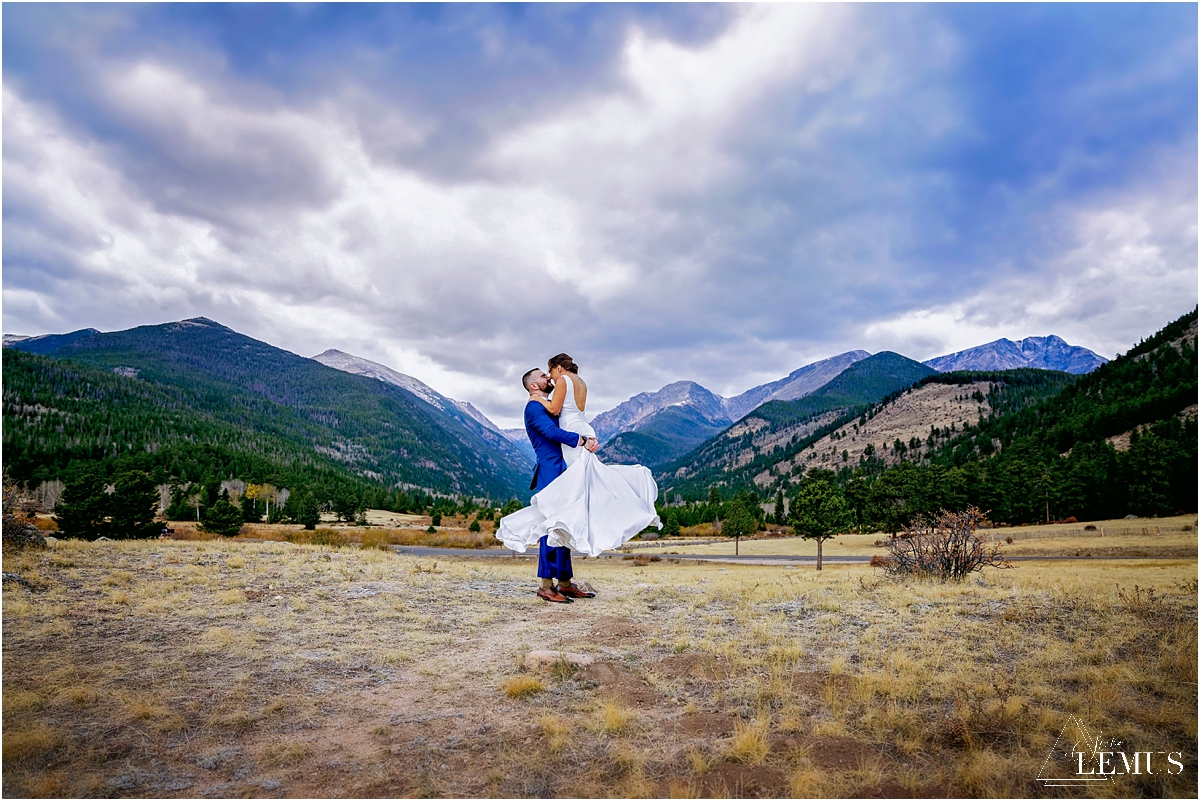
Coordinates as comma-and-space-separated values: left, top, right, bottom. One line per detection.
498, 374, 662, 557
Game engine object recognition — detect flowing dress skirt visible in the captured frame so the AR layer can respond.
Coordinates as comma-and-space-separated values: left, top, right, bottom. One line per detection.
497, 450, 662, 557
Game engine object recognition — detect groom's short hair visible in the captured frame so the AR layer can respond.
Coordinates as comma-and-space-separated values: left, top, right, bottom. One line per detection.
521, 369, 539, 391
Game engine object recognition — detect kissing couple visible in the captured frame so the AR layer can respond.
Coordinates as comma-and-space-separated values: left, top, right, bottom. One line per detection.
497, 353, 662, 603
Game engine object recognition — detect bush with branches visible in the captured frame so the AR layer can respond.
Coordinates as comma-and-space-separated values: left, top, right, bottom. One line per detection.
3, 470, 46, 550
879, 506, 1011, 581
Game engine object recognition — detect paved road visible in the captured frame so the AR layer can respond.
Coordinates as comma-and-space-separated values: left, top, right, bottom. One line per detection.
388, 545, 1191, 564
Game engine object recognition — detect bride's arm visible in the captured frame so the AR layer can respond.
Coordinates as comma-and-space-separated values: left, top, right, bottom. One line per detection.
545, 376, 567, 415
528, 394, 554, 413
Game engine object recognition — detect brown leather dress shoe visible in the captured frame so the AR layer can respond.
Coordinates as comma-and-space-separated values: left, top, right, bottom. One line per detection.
537, 587, 572, 603
556, 583, 595, 599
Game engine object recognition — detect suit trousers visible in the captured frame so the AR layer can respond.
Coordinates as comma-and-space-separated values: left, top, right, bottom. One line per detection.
536, 535, 572, 581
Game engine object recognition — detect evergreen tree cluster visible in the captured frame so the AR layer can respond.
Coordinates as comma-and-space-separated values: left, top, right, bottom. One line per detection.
653, 486, 766, 535
53, 466, 161, 540
4, 343, 530, 524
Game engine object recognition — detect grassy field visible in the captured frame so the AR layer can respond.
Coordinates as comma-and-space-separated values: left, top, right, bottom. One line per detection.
2, 538, 1196, 798
636, 515, 1199, 560
143, 512, 501, 550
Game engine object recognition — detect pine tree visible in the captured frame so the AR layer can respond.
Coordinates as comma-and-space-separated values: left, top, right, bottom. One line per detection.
789, 472, 852, 570
298, 494, 321, 530
54, 467, 110, 540
109, 470, 161, 539
202, 499, 243, 537
242, 496, 264, 523
722, 497, 756, 555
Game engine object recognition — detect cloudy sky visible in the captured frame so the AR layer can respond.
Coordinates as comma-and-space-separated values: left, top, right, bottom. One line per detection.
4, 3, 1196, 427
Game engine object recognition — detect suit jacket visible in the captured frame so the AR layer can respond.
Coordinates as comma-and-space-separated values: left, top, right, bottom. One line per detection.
524, 400, 582, 492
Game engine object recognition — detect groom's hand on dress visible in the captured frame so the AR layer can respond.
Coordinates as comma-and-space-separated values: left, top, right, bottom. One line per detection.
584, 437, 600, 453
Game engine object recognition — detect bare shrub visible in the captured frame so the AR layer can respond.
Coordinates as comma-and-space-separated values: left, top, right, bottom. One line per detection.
3, 470, 46, 550
1116, 584, 1186, 625
880, 506, 1011, 581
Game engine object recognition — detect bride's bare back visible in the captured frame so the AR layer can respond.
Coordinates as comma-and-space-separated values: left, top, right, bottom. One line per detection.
536, 367, 587, 416
569, 374, 587, 412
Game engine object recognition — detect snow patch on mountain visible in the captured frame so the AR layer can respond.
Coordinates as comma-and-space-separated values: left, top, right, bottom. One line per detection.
591, 381, 729, 444
313, 350, 502, 434
923, 336, 1107, 374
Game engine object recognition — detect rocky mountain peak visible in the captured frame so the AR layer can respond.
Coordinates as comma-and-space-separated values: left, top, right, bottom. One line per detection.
591, 380, 728, 444
923, 336, 1107, 374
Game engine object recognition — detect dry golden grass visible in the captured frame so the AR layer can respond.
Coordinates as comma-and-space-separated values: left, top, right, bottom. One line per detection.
232, 512, 500, 550
2, 536, 1195, 798
502, 675, 546, 698
592, 700, 636, 736
3, 727, 63, 766
534, 712, 570, 754
725, 717, 770, 764
640, 513, 1198, 558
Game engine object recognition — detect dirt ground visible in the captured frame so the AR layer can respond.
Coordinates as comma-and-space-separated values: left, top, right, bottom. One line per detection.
2, 539, 1196, 798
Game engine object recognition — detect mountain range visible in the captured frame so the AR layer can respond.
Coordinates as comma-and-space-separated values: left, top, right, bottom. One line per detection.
656, 351, 940, 498
594, 336, 1104, 469
4, 318, 531, 499
3, 318, 1111, 502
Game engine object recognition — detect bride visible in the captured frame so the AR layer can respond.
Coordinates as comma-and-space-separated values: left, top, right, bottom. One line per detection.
498, 353, 661, 557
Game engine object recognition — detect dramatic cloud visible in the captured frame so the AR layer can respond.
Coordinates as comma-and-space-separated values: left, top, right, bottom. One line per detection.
3, 3, 1196, 426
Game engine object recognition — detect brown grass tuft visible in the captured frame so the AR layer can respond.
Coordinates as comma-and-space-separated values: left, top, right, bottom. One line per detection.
593, 700, 635, 735
535, 713, 570, 754
3, 726, 63, 765
502, 675, 546, 698
725, 717, 770, 764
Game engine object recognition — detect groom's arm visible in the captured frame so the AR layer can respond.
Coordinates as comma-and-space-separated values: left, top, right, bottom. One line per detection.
525, 403, 585, 448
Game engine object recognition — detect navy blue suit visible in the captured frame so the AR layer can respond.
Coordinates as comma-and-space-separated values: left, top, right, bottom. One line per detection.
524, 400, 582, 580
525, 400, 583, 491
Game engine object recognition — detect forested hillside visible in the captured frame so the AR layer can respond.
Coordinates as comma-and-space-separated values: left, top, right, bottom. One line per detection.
767, 368, 1077, 483
662, 311, 1195, 532
659, 352, 936, 499
4, 349, 368, 491
852, 308, 1197, 524
4, 318, 530, 502
663, 309, 1195, 530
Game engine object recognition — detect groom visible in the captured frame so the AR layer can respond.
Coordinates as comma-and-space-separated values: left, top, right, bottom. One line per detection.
521, 368, 599, 603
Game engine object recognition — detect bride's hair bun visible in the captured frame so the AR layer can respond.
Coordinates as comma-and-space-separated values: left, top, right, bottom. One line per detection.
548, 353, 579, 374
